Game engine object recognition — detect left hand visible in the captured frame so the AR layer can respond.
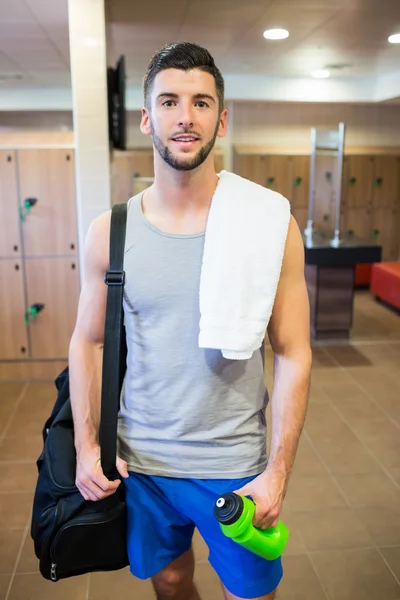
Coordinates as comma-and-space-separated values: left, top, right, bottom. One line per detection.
233, 467, 288, 530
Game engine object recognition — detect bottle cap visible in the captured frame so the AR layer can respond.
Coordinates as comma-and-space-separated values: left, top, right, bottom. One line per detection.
214, 492, 244, 525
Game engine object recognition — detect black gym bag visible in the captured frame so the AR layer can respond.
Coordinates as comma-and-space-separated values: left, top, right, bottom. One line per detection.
30, 203, 129, 581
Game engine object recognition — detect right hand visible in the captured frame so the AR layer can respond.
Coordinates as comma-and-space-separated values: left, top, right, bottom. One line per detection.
76, 445, 129, 502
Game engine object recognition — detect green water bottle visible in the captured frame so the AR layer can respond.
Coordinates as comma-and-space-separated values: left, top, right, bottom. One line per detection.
214, 492, 289, 561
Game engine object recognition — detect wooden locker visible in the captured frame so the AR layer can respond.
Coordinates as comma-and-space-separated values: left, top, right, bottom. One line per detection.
372, 156, 400, 209
132, 150, 154, 178
111, 152, 135, 206
0, 151, 22, 258
292, 208, 309, 232
18, 149, 78, 257
313, 154, 338, 229
214, 153, 224, 173
345, 156, 374, 209
264, 155, 292, 200
372, 208, 400, 261
343, 207, 373, 242
0, 259, 29, 359
24, 257, 80, 359
291, 155, 310, 209
234, 154, 266, 186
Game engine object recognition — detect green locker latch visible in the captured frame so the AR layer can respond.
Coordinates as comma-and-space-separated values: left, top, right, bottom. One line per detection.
374, 177, 383, 187
293, 177, 302, 187
25, 303, 45, 325
266, 176, 275, 186
349, 177, 357, 186
371, 229, 380, 239
19, 198, 38, 222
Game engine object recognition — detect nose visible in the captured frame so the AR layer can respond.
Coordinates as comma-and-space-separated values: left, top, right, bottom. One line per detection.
177, 102, 194, 129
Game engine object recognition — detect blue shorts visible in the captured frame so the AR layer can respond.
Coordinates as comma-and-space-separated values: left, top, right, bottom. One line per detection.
124, 472, 283, 599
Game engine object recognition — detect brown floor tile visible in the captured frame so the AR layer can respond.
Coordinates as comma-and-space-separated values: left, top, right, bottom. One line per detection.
277, 555, 327, 600
310, 431, 381, 475
0, 382, 25, 406
321, 382, 382, 420
311, 548, 400, 600
311, 348, 337, 369
307, 388, 329, 405
388, 468, 400, 487
0, 575, 11, 600
0, 464, 37, 493
310, 368, 353, 388
278, 507, 307, 557
380, 546, 400, 583
291, 436, 327, 477
285, 473, 347, 512
356, 507, 400, 546
334, 472, 400, 509
0, 493, 33, 529
291, 507, 373, 552
17, 534, 39, 574
195, 562, 224, 599
89, 567, 154, 600
324, 345, 372, 368
193, 528, 209, 563
367, 436, 400, 470
0, 435, 42, 463
304, 403, 348, 440
8, 573, 89, 600
349, 367, 400, 398
0, 529, 24, 574
375, 394, 400, 426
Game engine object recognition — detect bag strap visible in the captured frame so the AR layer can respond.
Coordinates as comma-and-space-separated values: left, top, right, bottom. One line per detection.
99, 202, 127, 478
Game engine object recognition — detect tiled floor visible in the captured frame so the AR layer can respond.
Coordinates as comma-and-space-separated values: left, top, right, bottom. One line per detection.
0, 290, 400, 600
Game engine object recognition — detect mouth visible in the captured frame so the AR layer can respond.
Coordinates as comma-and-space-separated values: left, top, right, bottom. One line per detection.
171, 135, 200, 146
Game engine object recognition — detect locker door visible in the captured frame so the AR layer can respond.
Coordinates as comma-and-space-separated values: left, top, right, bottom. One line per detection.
292, 155, 310, 209
345, 156, 374, 209
264, 156, 292, 200
132, 150, 154, 178
372, 156, 400, 209
343, 208, 373, 242
0, 259, 29, 359
313, 154, 337, 229
0, 151, 21, 258
214, 153, 224, 173
24, 257, 80, 359
372, 208, 400, 261
18, 149, 78, 257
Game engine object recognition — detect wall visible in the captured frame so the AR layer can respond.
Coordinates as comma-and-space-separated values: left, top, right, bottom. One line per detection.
0, 111, 74, 146
232, 102, 400, 149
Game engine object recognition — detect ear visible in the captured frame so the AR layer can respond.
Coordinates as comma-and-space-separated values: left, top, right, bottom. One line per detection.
216, 108, 228, 139
140, 107, 152, 136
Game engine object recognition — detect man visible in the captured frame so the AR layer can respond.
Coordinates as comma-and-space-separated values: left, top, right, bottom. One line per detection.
69, 42, 312, 600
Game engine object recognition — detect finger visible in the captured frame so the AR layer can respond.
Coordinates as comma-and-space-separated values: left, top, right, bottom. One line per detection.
85, 480, 118, 500
78, 483, 98, 502
93, 472, 120, 493
116, 456, 129, 478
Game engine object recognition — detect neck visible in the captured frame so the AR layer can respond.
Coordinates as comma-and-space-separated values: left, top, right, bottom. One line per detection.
149, 152, 219, 216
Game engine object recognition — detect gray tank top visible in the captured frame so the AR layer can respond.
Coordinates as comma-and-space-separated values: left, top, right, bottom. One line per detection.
117, 193, 269, 478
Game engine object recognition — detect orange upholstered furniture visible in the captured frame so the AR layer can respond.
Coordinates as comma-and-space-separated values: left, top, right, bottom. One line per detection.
370, 262, 400, 311
355, 264, 372, 286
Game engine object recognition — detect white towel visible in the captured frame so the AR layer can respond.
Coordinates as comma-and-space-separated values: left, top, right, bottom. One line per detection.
198, 170, 291, 360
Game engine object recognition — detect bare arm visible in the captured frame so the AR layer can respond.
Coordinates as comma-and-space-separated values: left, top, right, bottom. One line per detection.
266, 215, 312, 477
69, 210, 128, 501
235, 216, 312, 527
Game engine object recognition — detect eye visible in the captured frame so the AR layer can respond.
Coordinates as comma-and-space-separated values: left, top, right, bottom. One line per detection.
162, 100, 176, 107
196, 101, 209, 108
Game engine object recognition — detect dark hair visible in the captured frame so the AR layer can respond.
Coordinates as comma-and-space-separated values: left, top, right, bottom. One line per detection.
143, 42, 225, 113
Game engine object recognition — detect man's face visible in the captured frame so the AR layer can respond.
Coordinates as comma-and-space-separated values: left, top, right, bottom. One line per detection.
141, 68, 227, 171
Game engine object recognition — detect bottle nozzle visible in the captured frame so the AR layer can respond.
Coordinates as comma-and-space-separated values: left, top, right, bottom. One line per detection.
216, 497, 226, 508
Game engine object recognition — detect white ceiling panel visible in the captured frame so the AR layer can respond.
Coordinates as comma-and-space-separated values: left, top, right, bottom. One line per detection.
0, 0, 35, 23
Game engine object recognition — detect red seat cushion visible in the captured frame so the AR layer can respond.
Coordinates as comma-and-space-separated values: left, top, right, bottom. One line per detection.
370, 263, 400, 310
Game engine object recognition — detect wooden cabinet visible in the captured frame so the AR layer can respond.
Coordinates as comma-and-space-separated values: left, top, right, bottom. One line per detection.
0, 151, 21, 258
0, 259, 29, 359
25, 258, 80, 359
345, 156, 374, 209
18, 149, 78, 257
372, 156, 400, 209
0, 148, 80, 368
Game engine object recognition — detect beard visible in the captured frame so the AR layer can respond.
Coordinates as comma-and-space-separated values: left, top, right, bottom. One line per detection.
150, 119, 220, 172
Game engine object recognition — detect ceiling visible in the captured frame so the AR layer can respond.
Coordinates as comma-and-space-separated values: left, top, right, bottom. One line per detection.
0, 0, 400, 108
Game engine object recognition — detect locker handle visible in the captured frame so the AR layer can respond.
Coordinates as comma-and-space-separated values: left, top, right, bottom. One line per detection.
293, 177, 302, 187
374, 177, 383, 187
266, 176, 275, 186
371, 229, 380, 239
323, 214, 330, 222
349, 177, 357, 185
25, 303, 45, 325
19, 198, 38, 222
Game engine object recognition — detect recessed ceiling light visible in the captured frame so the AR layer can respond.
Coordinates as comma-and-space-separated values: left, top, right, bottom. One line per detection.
388, 33, 400, 44
311, 69, 330, 79
263, 28, 289, 40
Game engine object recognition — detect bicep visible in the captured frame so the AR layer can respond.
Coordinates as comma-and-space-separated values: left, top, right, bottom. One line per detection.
267, 216, 310, 355
71, 211, 111, 346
